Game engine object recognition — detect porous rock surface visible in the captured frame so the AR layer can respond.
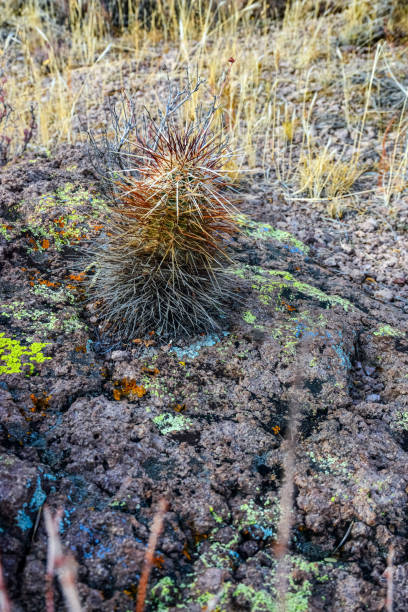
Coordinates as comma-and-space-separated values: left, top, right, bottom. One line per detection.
1, 149, 407, 611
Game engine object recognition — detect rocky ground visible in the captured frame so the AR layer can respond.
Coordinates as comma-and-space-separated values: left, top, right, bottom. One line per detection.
0, 145, 408, 611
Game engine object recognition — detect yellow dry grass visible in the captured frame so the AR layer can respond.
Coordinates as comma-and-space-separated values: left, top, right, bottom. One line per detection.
1, 0, 408, 214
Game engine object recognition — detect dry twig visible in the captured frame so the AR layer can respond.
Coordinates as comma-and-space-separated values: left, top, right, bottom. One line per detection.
44, 506, 82, 612
136, 498, 169, 612
0, 553, 11, 612
384, 544, 394, 612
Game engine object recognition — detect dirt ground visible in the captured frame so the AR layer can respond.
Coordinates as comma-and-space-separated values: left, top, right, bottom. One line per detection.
0, 144, 407, 611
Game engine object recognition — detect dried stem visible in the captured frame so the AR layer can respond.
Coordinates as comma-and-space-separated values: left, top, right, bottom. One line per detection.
136, 498, 169, 612
273, 344, 307, 611
384, 544, 394, 612
0, 553, 11, 612
44, 506, 82, 612
274, 401, 297, 612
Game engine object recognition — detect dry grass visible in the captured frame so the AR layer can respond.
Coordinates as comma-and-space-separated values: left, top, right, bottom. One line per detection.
1, 0, 408, 213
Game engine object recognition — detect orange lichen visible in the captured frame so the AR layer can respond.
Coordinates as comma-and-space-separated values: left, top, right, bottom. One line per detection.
41, 239, 50, 249
69, 273, 85, 282
281, 299, 297, 312
152, 554, 164, 569
272, 425, 281, 435
123, 584, 138, 598
182, 542, 192, 560
194, 532, 208, 545
132, 338, 156, 347
30, 392, 51, 415
173, 404, 186, 413
28, 237, 38, 251
38, 279, 59, 287
113, 378, 147, 400
141, 366, 159, 376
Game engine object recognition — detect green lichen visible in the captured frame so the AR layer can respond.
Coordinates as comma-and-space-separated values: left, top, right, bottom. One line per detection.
0, 301, 84, 337
236, 214, 310, 255
141, 375, 170, 400
239, 499, 279, 540
373, 325, 404, 338
243, 310, 257, 324
392, 411, 408, 432
149, 577, 179, 611
196, 584, 231, 610
153, 413, 192, 435
0, 224, 11, 240
22, 182, 107, 252
0, 333, 51, 375
286, 577, 312, 612
231, 556, 330, 611
233, 584, 276, 611
307, 451, 352, 478
62, 314, 84, 333
31, 284, 75, 304
242, 267, 353, 312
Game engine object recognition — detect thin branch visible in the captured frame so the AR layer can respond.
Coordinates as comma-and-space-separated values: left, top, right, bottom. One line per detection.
135, 498, 169, 612
44, 506, 82, 612
384, 545, 394, 612
0, 553, 11, 612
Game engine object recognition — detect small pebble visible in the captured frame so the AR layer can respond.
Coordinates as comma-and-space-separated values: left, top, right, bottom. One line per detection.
374, 288, 394, 302
110, 350, 129, 361
366, 394, 381, 402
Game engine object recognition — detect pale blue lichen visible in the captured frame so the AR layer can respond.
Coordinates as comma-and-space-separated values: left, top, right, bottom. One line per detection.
171, 332, 229, 360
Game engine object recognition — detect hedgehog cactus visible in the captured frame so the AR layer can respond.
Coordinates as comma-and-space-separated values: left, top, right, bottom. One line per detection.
90, 86, 238, 339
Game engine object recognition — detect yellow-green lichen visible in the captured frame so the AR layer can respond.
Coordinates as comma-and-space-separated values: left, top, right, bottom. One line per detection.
236, 214, 310, 255
307, 451, 352, 478
153, 413, 192, 435
0, 333, 51, 375
249, 267, 353, 312
239, 498, 279, 540
141, 375, 170, 400
392, 411, 408, 432
243, 310, 257, 324
62, 314, 84, 333
373, 325, 404, 338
